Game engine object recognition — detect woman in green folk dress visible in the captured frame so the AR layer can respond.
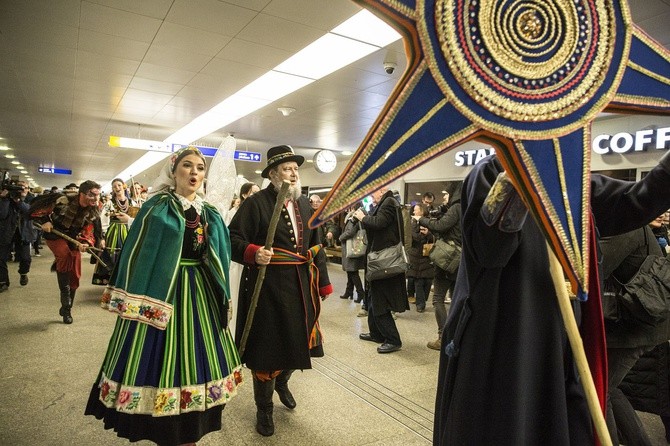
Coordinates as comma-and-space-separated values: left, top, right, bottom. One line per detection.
85, 147, 242, 446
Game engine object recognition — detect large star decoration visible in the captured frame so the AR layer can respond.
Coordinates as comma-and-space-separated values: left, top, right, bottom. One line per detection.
310, 0, 670, 295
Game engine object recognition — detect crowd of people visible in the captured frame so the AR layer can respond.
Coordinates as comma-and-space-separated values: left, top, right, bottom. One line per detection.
4, 145, 670, 445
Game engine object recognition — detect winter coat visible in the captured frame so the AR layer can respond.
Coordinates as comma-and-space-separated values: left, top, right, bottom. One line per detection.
406, 219, 434, 279
229, 184, 332, 371
434, 153, 670, 446
418, 191, 462, 278
0, 197, 33, 245
620, 341, 670, 417
360, 191, 409, 314
339, 215, 366, 272
600, 226, 670, 348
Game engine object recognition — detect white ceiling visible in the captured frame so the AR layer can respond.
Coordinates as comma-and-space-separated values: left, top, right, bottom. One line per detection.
1, 0, 670, 189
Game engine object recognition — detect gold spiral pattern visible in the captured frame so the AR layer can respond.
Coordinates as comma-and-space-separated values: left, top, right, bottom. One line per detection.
433, 0, 616, 125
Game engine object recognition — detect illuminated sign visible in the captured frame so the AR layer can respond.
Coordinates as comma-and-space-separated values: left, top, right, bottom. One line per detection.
454, 148, 495, 166
108, 136, 171, 152
592, 127, 670, 155
233, 150, 261, 162
38, 167, 72, 175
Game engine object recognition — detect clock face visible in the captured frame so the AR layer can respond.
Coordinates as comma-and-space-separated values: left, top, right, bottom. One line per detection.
314, 150, 337, 173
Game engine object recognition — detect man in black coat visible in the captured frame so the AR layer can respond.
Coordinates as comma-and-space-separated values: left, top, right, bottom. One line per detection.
354, 187, 409, 354
434, 154, 670, 445
0, 181, 33, 291
229, 145, 332, 437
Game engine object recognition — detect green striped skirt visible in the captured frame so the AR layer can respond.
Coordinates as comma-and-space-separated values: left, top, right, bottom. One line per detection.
92, 221, 128, 285
85, 259, 243, 445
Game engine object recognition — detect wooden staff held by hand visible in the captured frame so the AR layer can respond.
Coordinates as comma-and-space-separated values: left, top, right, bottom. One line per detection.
34, 222, 109, 269
238, 180, 291, 357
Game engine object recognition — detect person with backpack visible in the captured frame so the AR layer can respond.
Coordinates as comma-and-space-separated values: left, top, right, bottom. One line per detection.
354, 187, 409, 353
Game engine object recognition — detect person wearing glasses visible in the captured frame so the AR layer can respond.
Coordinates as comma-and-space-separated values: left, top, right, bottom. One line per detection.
31, 180, 103, 324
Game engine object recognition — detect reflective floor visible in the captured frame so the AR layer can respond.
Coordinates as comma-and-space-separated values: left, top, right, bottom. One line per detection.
0, 254, 667, 445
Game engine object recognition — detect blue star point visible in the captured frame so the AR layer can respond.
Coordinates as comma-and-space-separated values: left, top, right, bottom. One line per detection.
312, 0, 670, 292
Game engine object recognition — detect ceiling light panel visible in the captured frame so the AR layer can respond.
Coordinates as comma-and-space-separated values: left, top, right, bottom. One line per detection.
331, 10, 402, 47
274, 33, 379, 80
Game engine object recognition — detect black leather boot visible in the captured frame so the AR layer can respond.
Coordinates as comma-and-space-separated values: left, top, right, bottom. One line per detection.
275, 369, 296, 409
253, 375, 275, 436
56, 272, 72, 324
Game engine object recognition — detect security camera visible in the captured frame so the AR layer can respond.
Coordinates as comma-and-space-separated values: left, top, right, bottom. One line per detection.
383, 61, 397, 75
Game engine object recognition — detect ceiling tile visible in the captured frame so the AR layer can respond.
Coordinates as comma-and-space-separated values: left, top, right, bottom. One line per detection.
0, 19, 79, 51
262, 0, 360, 30
128, 77, 184, 96
76, 51, 141, 76
236, 13, 324, 52
153, 22, 231, 56
11, 46, 77, 78
80, 1, 162, 43
0, 0, 81, 27
135, 62, 197, 84
78, 29, 150, 61
216, 0, 271, 12
166, 0, 258, 36
85, 0, 173, 19
143, 45, 213, 71
197, 59, 266, 90
215, 39, 291, 69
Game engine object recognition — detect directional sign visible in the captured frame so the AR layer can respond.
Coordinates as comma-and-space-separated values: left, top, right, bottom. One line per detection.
38, 167, 72, 175
234, 150, 262, 162
114, 138, 263, 163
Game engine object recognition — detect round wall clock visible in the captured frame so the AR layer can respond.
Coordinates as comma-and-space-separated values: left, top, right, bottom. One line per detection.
313, 149, 337, 173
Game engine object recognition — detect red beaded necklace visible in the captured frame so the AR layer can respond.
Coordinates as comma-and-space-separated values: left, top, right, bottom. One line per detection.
185, 213, 201, 229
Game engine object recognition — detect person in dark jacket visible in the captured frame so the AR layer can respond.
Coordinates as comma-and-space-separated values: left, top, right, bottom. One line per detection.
354, 187, 409, 354
617, 216, 670, 444
600, 225, 670, 445
339, 204, 366, 302
417, 183, 462, 349
229, 145, 333, 437
0, 181, 33, 291
406, 203, 434, 312
433, 154, 670, 446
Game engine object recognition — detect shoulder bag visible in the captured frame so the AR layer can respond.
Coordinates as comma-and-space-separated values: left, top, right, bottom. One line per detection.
346, 223, 367, 259
429, 238, 462, 274
615, 254, 670, 325
366, 203, 409, 281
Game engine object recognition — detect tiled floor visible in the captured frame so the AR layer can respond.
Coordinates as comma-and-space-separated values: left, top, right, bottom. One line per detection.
0, 254, 667, 445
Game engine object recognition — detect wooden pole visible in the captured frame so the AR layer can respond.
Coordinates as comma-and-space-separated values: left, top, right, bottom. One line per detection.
33, 222, 109, 268
238, 180, 291, 357
546, 241, 612, 446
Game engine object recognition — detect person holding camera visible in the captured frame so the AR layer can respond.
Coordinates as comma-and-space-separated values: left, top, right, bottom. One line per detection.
0, 181, 33, 291
354, 186, 409, 354
415, 183, 463, 350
